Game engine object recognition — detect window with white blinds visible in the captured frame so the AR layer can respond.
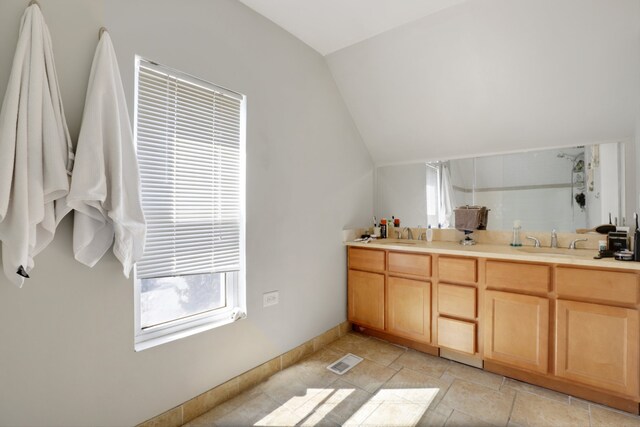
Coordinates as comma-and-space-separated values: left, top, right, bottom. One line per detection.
133, 57, 246, 350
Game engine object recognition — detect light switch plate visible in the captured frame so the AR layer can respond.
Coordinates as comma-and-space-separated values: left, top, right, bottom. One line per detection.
263, 291, 279, 307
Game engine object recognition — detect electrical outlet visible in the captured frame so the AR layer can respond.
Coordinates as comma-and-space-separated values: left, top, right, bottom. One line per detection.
263, 291, 279, 307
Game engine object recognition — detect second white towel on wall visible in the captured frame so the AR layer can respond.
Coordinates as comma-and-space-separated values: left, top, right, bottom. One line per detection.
68, 30, 146, 278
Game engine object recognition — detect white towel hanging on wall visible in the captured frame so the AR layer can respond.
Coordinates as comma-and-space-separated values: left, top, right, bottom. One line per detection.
67, 30, 146, 277
0, 3, 74, 287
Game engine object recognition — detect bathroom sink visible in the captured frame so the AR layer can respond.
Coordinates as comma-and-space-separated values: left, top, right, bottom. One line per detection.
373, 240, 420, 246
515, 247, 580, 258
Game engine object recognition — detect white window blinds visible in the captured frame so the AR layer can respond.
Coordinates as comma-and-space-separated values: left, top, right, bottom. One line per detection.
135, 59, 244, 280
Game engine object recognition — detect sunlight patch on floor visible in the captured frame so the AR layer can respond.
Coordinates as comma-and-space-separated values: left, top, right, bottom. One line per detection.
344, 387, 439, 426
254, 385, 439, 426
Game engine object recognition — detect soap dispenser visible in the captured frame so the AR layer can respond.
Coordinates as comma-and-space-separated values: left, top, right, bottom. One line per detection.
511, 220, 522, 247
426, 225, 433, 242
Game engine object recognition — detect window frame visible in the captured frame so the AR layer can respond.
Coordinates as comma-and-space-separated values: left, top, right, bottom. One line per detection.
132, 56, 247, 351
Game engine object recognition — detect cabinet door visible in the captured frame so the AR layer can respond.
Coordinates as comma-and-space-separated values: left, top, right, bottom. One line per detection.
555, 300, 639, 397
387, 277, 431, 343
484, 290, 549, 374
348, 270, 385, 330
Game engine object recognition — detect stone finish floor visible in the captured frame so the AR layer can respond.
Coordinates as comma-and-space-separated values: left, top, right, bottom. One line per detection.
185, 332, 640, 426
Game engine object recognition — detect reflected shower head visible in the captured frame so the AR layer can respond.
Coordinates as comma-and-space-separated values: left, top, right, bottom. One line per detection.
557, 152, 580, 162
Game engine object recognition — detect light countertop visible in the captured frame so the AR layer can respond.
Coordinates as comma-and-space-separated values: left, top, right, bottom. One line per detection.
345, 239, 640, 272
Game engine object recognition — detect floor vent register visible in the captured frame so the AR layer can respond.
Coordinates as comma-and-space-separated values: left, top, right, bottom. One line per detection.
326, 353, 363, 375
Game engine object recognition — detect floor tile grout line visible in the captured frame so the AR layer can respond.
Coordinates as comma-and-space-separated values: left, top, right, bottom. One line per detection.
501, 378, 577, 407
506, 389, 518, 426
507, 387, 573, 407
352, 400, 383, 427
294, 387, 340, 427
442, 407, 454, 427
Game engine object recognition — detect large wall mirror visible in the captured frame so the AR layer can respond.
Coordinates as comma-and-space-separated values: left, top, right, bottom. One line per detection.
375, 142, 629, 233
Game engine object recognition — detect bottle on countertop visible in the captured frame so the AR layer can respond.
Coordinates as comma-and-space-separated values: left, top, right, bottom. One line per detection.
394, 217, 400, 228
380, 218, 387, 239
426, 225, 433, 242
510, 220, 522, 247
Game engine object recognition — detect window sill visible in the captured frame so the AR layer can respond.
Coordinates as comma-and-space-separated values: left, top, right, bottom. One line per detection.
135, 309, 246, 352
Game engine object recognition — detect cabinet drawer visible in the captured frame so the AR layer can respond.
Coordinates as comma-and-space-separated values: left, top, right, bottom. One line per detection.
437, 317, 476, 354
348, 247, 385, 272
486, 260, 550, 294
388, 252, 431, 277
438, 257, 477, 283
556, 267, 639, 306
438, 283, 476, 319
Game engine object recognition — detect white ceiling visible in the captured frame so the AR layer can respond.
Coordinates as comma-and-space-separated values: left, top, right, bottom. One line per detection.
237, 0, 468, 55
238, 0, 639, 166
326, 0, 640, 165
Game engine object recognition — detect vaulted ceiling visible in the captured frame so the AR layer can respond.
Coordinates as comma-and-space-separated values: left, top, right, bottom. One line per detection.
239, 0, 640, 165
236, 0, 468, 55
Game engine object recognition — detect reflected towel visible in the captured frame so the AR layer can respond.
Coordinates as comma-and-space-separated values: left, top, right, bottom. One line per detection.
454, 206, 489, 231
438, 162, 456, 228
0, 4, 74, 287
67, 32, 146, 277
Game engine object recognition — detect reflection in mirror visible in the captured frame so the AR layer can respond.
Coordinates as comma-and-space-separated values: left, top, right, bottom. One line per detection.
375, 142, 626, 233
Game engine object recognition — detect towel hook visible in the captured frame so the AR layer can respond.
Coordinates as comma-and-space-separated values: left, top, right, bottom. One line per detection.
98, 27, 107, 40
28, 0, 40, 7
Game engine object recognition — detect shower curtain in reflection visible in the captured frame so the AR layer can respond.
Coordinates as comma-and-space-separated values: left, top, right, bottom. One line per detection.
438, 162, 456, 228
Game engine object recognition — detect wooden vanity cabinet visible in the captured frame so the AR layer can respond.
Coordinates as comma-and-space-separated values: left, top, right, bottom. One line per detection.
483, 261, 550, 373
484, 290, 549, 373
555, 299, 639, 397
347, 269, 385, 330
347, 248, 386, 330
554, 267, 640, 397
435, 256, 479, 355
386, 251, 432, 342
387, 276, 431, 343
348, 247, 432, 338
347, 244, 640, 413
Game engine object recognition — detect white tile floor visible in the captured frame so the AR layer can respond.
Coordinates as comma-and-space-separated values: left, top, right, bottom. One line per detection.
185, 332, 640, 427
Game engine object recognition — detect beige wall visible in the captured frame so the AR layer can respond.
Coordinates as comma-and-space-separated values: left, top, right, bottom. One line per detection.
0, 0, 373, 425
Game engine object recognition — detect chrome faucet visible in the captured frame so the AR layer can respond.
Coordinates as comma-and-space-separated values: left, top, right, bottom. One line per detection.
550, 229, 558, 248
526, 236, 541, 248
403, 227, 414, 240
569, 238, 588, 250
